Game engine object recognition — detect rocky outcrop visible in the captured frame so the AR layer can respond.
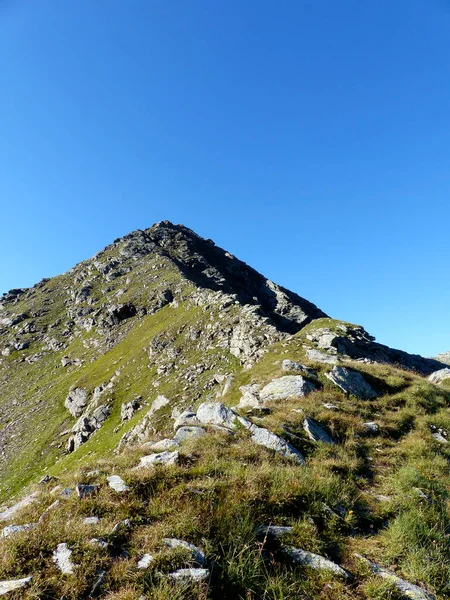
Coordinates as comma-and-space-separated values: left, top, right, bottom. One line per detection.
428, 368, 450, 385
325, 366, 377, 399
305, 324, 445, 375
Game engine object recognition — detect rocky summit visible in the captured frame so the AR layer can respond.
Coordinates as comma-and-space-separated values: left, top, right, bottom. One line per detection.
0, 221, 449, 599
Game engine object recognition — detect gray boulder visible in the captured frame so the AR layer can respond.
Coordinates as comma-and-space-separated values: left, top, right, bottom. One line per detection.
303, 417, 335, 444
76, 484, 99, 499
283, 546, 353, 580
107, 475, 129, 492
65, 387, 88, 417
144, 438, 180, 452
173, 410, 199, 430
428, 368, 450, 385
174, 426, 206, 443
196, 402, 247, 429
325, 366, 377, 399
247, 424, 305, 464
138, 451, 179, 468
259, 376, 316, 402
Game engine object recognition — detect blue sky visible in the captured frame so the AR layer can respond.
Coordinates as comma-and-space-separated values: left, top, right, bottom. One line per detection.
1, 0, 449, 356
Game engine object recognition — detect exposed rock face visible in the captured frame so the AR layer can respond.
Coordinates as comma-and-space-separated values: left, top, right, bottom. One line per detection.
305, 325, 445, 375
428, 368, 450, 385
325, 366, 377, 399
435, 351, 450, 365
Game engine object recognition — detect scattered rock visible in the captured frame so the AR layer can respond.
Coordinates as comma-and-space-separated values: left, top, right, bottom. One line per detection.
259, 376, 316, 402
247, 424, 305, 464
283, 546, 353, 580
256, 525, 294, 539
174, 426, 206, 443
303, 417, 335, 444
76, 484, 99, 499
107, 475, 129, 492
53, 543, 77, 574
121, 398, 141, 421
363, 421, 379, 433
323, 403, 339, 410
89, 569, 106, 597
168, 568, 210, 583
325, 366, 377, 399
144, 438, 180, 452
89, 538, 109, 549
83, 517, 100, 525
111, 519, 131, 534
1, 523, 36, 538
355, 555, 436, 600
0, 577, 33, 595
282, 360, 318, 380
137, 554, 154, 569
163, 538, 206, 566
432, 432, 448, 444
0, 492, 39, 522
138, 451, 179, 468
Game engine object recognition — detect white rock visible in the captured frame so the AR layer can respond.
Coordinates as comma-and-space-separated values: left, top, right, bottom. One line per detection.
0, 577, 32, 595
163, 538, 206, 565
138, 451, 179, 468
53, 543, 77, 574
137, 553, 154, 569
83, 517, 100, 525
169, 568, 209, 583
107, 475, 129, 492
173, 410, 199, 430
89, 538, 109, 549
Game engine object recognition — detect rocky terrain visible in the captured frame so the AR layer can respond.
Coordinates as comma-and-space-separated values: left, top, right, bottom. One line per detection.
0, 221, 449, 599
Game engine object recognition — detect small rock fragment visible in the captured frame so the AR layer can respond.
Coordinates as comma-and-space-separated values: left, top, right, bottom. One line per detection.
107, 475, 129, 492
0, 577, 33, 595
53, 543, 77, 574
137, 554, 154, 569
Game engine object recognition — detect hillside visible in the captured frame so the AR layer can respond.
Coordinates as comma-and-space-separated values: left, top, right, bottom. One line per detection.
0, 221, 449, 599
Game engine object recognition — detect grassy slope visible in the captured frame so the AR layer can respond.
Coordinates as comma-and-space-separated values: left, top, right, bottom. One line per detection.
1, 325, 449, 599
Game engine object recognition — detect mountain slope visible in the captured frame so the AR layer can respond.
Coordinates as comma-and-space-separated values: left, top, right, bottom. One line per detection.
0, 222, 449, 600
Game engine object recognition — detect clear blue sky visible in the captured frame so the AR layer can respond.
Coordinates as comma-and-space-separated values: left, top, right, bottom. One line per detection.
1, 0, 449, 356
